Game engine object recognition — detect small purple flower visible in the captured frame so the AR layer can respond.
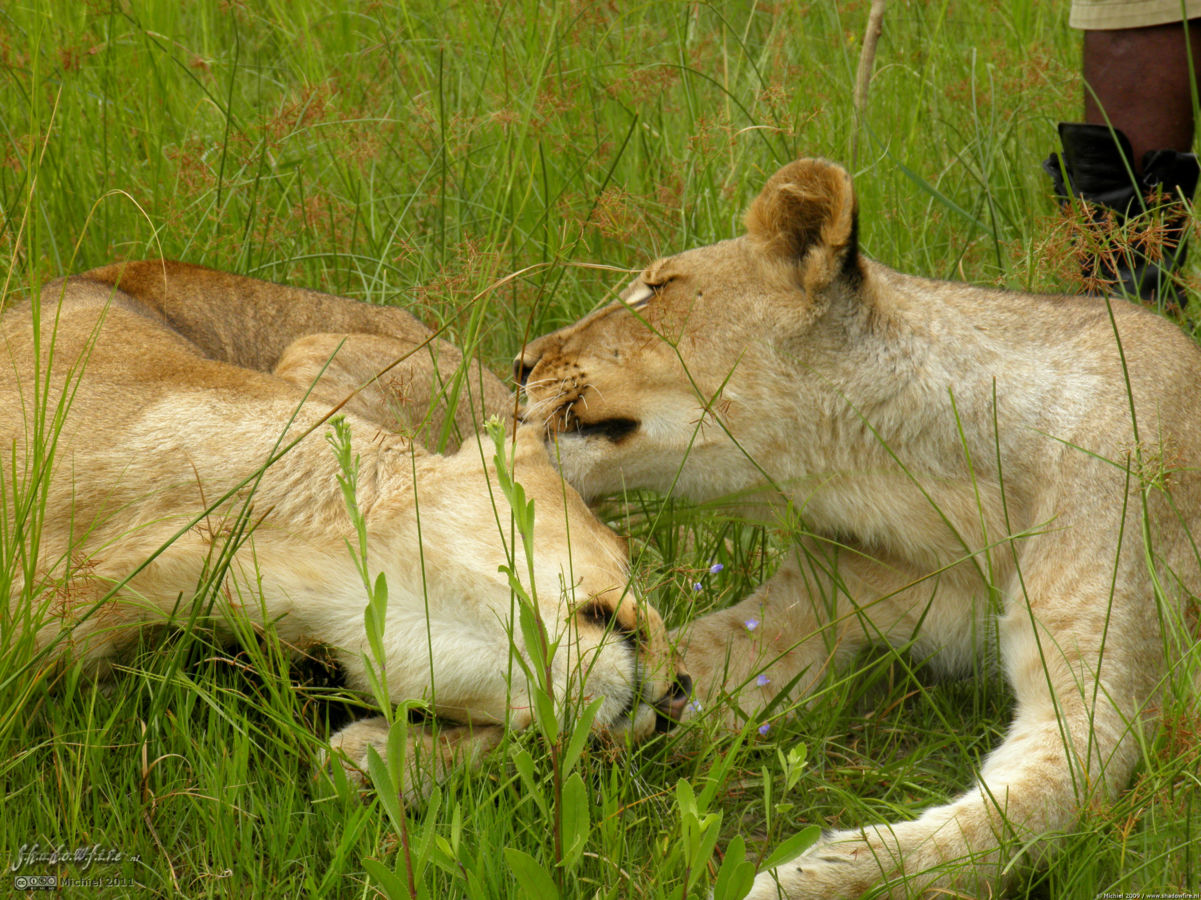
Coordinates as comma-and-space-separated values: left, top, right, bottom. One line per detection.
709, 563, 724, 574
744, 617, 759, 632
688, 700, 703, 713
692, 582, 703, 592
758, 722, 771, 736
756, 674, 770, 687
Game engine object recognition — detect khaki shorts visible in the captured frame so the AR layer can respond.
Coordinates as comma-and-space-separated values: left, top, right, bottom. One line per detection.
1071, 0, 1201, 29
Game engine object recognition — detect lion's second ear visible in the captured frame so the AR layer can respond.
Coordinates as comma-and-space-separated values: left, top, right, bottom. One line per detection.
744, 158, 859, 291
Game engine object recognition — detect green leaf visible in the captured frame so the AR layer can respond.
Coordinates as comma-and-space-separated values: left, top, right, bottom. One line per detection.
411, 786, 441, 882
518, 602, 548, 674
504, 847, 560, 900
530, 684, 560, 744
363, 857, 410, 900
685, 812, 723, 890
384, 713, 408, 785
365, 605, 386, 665
363, 665, 388, 716
560, 696, 602, 777
511, 747, 548, 817
712, 834, 756, 900
429, 835, 460, 877
697, 731, 747, 809
450, 801, 462, 855
778, 742, 808, 793
372, 570, 388, 606
559, 771, 590, 868
760, 825, 821, 871
366, 743, 404, 834
675, 778, 698, 820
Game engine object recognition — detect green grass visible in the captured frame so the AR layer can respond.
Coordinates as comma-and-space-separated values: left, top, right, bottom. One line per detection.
2, 2, 1199, 898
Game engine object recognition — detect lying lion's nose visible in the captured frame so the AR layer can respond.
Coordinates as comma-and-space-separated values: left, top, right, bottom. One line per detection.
653, 673, 692, 732
514, 352, 537, 388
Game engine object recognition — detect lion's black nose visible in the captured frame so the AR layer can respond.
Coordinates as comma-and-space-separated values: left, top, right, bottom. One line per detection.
514, 352, 537, 388
653, 673, 693, 732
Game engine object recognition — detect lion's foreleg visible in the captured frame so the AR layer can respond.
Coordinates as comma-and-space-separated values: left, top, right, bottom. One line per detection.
748, 564, 1158, 899
673, 537, 954, 728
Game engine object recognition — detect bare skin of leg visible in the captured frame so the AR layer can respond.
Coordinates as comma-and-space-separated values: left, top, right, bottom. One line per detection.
1083, 21, 1201, 172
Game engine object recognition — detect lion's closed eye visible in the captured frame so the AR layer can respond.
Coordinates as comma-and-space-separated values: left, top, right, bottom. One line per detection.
624, 282, 657, 311
624, 274, 675, 311
576, 599, 642, 646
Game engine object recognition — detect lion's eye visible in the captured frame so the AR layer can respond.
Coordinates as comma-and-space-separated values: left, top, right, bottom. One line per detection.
625, 282, 656, 310
576, 600, 642, 646
629, 278, 673, 310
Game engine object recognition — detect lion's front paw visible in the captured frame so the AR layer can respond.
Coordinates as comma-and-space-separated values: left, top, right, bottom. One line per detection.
672, 611, 821, 731
322, 716, 392, 786
745, 831, 894, 900
321, 718, 505, 803
747, 822, 988, 900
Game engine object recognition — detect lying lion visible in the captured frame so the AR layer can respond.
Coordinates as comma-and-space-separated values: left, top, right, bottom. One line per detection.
517, 159, 1201, 898
1, 261, 688, 795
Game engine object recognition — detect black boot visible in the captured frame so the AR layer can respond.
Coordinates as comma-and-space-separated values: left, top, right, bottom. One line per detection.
1043, 122, 1199, 307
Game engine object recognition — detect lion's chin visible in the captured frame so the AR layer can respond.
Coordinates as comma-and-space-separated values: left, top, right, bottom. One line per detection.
541, 433, 626, 501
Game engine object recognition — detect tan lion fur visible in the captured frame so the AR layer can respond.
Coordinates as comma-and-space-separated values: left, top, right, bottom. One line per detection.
79, 260, 513, 451
517, 159, 1201, 898
2, 261, 685, 796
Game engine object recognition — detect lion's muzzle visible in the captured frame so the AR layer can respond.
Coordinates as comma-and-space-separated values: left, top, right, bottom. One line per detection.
652, 673, 692, 732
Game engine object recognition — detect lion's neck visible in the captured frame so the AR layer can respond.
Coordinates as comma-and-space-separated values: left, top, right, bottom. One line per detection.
756, 261, 1043, 567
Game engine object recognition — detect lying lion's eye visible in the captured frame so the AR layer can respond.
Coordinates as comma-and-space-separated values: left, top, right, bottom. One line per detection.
576, 600, 641, 644
625, 283, 656, 310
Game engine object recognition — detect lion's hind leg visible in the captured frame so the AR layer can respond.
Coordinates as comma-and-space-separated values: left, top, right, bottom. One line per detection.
325, 716, 504, 802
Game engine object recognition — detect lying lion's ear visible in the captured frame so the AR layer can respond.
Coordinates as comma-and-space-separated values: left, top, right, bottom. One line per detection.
745, 158, 859, 292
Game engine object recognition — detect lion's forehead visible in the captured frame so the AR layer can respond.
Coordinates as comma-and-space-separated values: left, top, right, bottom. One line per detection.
521, 235, 762, 410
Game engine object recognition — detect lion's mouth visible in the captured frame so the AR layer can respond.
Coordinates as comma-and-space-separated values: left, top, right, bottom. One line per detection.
652, 672, 692, 732
567, 416, 639, 443
520, 374, 640, 443
547, 399, 640, 443
612, 671, 692, 735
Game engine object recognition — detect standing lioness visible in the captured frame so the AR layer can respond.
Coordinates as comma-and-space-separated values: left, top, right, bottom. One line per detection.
517, 159, 1201, 897
2, 262, 687, 794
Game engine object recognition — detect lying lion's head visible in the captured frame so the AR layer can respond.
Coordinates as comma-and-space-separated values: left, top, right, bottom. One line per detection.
386, 425, 692, 742
516, 158, 861, 502
506, 426, 693, 739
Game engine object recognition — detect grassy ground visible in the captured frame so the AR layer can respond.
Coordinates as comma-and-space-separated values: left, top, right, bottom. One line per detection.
1, 1, 1198, 898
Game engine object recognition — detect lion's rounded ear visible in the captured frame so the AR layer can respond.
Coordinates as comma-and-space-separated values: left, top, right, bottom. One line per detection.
745, 158, 859, 291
